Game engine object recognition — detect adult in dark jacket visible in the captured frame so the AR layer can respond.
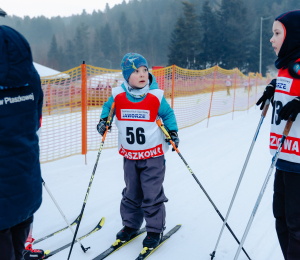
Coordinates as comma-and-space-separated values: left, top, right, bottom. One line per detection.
0, 26, 43, 260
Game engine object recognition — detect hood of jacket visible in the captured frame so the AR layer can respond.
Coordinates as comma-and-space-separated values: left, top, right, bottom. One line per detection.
275, 10, 300, 69
121, 73, 159, 95
0, 25, 37, 88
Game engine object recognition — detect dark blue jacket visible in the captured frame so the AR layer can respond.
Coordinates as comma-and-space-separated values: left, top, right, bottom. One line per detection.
0, 26, 43, 230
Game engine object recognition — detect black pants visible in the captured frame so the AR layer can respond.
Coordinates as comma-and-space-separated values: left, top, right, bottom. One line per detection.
0, 216, 33, 260
273, 169, 300, 260
120, 156, 168, 233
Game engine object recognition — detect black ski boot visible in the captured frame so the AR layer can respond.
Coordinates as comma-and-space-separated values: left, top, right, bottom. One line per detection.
142, 232, 163, 249
24, 244, 45, 260
116, 226, 139, 242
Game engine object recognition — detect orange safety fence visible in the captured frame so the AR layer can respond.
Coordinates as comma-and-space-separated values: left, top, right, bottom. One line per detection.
39, 64, 271, 164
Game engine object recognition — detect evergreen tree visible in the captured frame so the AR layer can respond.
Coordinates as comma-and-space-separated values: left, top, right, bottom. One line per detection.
117, 12, 133, 55
168, 16, 186, 66
218, 0, 252, 72
100, 23, 114, 68
92, 28, 103, 67
57, 46, 66, 71
134, 16, 147, 55
148, 10, 164, 66
65, 40, 76, 70
47, 34, 59, 69
198, 0, 219, 69
74, 23, 90, 64
168, 1, 199, 69
182, 1, 200, 69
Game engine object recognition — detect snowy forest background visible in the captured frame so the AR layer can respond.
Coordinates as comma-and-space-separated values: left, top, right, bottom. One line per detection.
1, 0, 299, 75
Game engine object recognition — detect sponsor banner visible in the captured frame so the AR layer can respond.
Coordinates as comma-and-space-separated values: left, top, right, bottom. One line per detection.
119, 144, 163, 160
270, 132, 300, 156
121, 109, 150, 120
276, 77, 293, 93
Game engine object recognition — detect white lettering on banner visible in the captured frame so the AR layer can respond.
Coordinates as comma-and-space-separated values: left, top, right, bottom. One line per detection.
270, 136, 277, 146
119, 144, 163, 160
139, 152, 144, 159
292, 141, 299, 153
271, 135, 300, 154
284, 139, 292, 150
3, 93, 34, 105
276, 77, 293, 92
121, 109, 150, 120
0, 100, 3, 105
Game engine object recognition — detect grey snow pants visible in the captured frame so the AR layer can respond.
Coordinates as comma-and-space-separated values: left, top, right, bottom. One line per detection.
120, 156, 168, 233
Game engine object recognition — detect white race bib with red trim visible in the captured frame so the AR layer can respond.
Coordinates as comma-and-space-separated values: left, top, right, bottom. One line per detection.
112, 86, 169, 160
270, 64, 300, 163
226, 79, 232, 86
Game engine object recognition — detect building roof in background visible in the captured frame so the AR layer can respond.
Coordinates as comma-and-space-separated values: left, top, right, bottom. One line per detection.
0, 8, 7, 17
33, 62, 61, 77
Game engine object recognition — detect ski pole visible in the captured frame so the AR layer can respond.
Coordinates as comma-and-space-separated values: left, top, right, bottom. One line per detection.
42, 178, 88, 253
210, 99, 270, 259
67, 102, 115, 260
156, 119, 251, 260
234, 118, 293, 260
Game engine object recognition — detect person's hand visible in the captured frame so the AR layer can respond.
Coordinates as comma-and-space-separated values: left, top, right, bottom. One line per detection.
256, 79, 276, 110
168, 131, 179, 151
97, 117, 111, 136
279, 97, 300, 121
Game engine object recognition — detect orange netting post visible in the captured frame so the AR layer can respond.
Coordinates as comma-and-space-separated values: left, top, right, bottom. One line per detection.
171, 64, 175, 109
232, 68, 238, 120
207, 65, 218, 127
255, 73, 258, 109
47, 83, 51, 115
81, 62, 87, 165
70, 84, 74, 113
247, 74, 251, 113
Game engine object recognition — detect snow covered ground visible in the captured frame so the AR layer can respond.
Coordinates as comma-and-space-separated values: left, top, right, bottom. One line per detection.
35, 105, 283, 260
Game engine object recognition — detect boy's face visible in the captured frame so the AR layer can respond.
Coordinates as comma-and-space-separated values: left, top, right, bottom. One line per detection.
128, 66, 148, 88
270, 21, 285, 56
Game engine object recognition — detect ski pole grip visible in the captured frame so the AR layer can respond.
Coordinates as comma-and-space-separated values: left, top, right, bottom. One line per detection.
156, 119, 179, 153
106, 102, 115, 126
102, 102, 115, 141
156, 119, 171, 139
283, 118, 293, 136
262, 99, 270, 117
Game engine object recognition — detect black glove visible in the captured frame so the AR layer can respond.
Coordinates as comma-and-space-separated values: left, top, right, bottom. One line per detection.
256, 79, 276, 110
279, 97, 300, 121
97, 117, 111, 136
168, 131, 179, 151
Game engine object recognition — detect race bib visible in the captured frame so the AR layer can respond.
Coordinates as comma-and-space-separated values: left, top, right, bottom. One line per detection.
276, 77, 293, 93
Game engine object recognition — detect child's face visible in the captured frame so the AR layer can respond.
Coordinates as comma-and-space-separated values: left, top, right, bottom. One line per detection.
270, 21, 285, 56
128, 66, 148, 88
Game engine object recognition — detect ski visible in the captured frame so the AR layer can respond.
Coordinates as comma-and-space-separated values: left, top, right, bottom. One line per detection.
33, 214, 82, 244
42, 250, 50, 259
93, 227, 147, 260
44, 217, 105, 259
135, 224, 181, 260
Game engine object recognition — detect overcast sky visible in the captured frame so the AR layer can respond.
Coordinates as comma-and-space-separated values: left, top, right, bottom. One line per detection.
1, 0, 128, 18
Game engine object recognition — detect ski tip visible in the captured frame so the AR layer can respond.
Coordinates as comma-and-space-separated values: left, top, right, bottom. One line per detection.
100, 217, 105, 227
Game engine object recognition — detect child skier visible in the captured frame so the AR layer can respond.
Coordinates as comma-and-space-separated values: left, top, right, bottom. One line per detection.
97, 53, 179, 250
256, 10, 300, 260
225, 75, 232, 96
